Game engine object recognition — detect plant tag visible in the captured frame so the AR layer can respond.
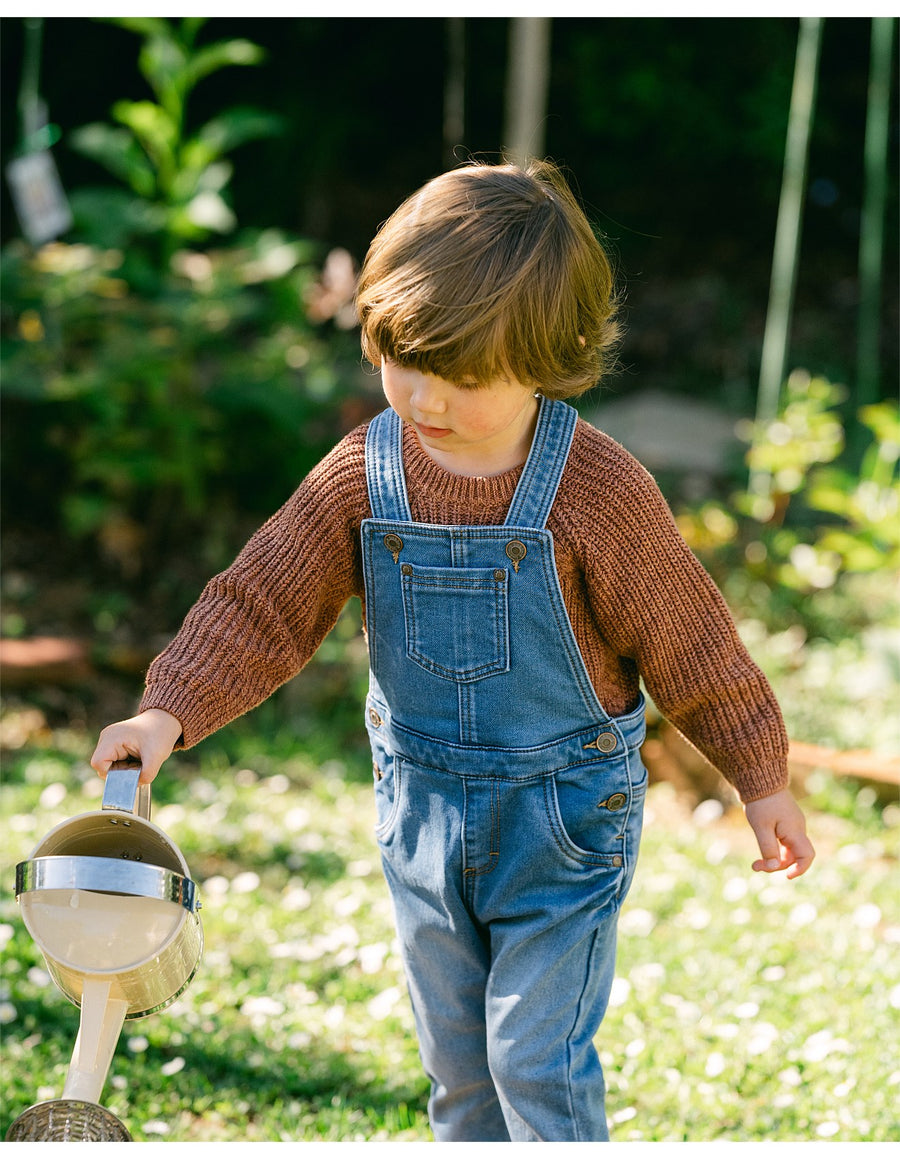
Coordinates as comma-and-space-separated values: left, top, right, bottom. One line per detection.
6, 149, 72, 247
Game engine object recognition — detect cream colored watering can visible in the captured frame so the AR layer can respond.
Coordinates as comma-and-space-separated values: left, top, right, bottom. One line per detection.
7, 762, 203, 1141
15, 762, 203, 1019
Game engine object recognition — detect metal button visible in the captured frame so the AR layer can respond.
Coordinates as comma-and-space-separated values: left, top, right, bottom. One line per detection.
584, 732, 618, 753
612, 855, 623, 868
368, 708, 383, 727
384, 534, 403, 563
400, 563, 413, 576
493, 569, 505, 581
505, 540, 527, 572
605, 793, 627, 812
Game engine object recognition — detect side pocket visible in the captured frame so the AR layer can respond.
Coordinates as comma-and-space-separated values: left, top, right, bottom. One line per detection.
372, 746, 402, 841
545, 761, 634, 867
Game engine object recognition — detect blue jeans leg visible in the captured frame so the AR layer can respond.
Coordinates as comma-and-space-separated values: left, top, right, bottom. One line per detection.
485, 913, 618, 1141
383, 854, 511, 1141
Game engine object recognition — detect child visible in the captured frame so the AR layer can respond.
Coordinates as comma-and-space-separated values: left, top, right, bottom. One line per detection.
91, 159, 815, 1142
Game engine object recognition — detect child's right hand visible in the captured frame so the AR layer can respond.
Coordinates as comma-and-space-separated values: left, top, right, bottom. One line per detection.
91, 708, 183, 784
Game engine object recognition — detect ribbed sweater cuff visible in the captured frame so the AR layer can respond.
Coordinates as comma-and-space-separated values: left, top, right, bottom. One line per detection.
139, 681, 220, 751
729, 759, 790, 804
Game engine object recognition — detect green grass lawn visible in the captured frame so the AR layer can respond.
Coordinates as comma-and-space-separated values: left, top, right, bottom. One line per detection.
2, 713, 898, 1142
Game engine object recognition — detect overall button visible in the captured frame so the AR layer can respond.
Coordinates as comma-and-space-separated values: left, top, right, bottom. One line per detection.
599, 793, 628, 812
368, 708, 383, 727
584, 731, 618, 753
383, 534, 403, 563
611, 855, 623, 868
400, 563, 413, 576
505, 540, 527, 573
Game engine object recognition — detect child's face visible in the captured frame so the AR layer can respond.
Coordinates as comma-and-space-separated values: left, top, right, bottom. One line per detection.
380, 358, 539, 476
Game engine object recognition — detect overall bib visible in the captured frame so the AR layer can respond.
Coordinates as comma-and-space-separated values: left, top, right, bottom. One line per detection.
361, 397, 648, 1142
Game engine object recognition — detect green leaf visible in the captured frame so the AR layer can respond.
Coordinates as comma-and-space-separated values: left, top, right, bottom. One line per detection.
68, 123, 157, 198
179, 17, 208, 47
138, 35, 189, 112
859, 401, 900, 450
816, 529, 896, 572
112, 100, 178, 170
182, 39, 265, 90
194, 108, 286, 156
68, 187, 168, 247
99, 16, 172, 40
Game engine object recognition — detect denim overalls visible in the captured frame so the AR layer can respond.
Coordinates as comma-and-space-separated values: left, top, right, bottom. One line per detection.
361, 396, 648, 1142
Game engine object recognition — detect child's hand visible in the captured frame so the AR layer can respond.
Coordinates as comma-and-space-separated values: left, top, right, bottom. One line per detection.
91, 708, 183, 784
744, 788, 815, 879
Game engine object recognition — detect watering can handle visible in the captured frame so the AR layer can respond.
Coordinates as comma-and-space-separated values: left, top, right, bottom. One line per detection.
101, 762, 151, 820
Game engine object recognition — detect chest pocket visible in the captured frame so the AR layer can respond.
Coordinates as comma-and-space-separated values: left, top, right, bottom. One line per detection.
400, 563, 510, 683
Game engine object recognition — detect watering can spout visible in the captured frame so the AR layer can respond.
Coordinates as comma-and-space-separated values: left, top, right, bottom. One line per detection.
61, 978, 129, 1104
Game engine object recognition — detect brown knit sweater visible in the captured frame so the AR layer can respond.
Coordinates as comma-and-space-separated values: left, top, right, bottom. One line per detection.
140, 415, 789, 803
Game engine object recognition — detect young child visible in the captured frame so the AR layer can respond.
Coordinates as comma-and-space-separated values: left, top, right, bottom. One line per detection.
91, 159, 815, 1142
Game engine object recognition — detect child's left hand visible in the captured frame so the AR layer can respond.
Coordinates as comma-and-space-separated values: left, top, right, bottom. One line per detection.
744, 788, 815, 879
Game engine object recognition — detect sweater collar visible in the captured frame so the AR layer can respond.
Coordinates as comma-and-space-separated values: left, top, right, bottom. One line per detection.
401, 423, 522, 515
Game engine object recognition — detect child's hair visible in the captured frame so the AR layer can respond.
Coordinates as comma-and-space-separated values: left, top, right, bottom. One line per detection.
356, 159, 620, 399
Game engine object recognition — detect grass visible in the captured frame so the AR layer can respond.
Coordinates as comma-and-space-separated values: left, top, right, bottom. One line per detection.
2, 706, 899, 1143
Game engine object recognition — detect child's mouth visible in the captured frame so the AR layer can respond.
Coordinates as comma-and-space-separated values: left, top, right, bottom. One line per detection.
417, 424, 452, 438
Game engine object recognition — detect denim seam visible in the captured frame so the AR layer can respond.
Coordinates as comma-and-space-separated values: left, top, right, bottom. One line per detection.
458, 683, 476, 745
564, 924, 601, 1142
386, 746, 642, 783
541, 776, 626, 869
374, 757, 403, 841
463, 778, 501, 879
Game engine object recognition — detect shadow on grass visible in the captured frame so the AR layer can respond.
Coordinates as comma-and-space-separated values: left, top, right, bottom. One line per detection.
1, 992, 430, 1141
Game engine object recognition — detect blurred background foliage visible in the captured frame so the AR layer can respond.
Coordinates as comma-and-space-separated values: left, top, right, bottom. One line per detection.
0, 15, 898, 753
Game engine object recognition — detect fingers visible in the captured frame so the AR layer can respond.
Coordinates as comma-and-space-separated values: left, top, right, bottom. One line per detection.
784, 833, 816, 879
745, 789, 815, 880
90, 710, 182, 785
750, 819, 786, 873
750, 830, 816, 878
90, 729, 140, 779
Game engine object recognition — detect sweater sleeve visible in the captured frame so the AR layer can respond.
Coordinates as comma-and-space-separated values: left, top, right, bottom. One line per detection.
138, 426, 368, 748
577, 434, 789, 803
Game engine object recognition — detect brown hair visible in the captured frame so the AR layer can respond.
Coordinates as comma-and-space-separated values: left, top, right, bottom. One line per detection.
356, 159, 620, 399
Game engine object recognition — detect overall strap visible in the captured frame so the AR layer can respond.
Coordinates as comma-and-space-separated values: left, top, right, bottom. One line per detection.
504, 396, 578, 529
365, 407, 413, 522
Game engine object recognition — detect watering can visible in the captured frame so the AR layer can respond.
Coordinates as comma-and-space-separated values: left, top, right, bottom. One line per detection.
6, 762, 202, 1141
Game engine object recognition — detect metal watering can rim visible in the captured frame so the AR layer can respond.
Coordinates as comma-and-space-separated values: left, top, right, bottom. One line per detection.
14, 763, 201, 913
15, 854, 201, 913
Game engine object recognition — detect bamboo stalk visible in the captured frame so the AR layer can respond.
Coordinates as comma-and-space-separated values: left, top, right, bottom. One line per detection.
504, 17, 552, 166
856, 17, 895, 411
751, 17, 823, 500
443, 17, 466, 168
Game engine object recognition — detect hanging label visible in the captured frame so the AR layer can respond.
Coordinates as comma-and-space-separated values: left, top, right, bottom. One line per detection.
6, 149, 73, 247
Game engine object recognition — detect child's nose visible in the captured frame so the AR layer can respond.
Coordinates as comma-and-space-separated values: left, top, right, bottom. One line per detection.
411, 376, 448, 415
